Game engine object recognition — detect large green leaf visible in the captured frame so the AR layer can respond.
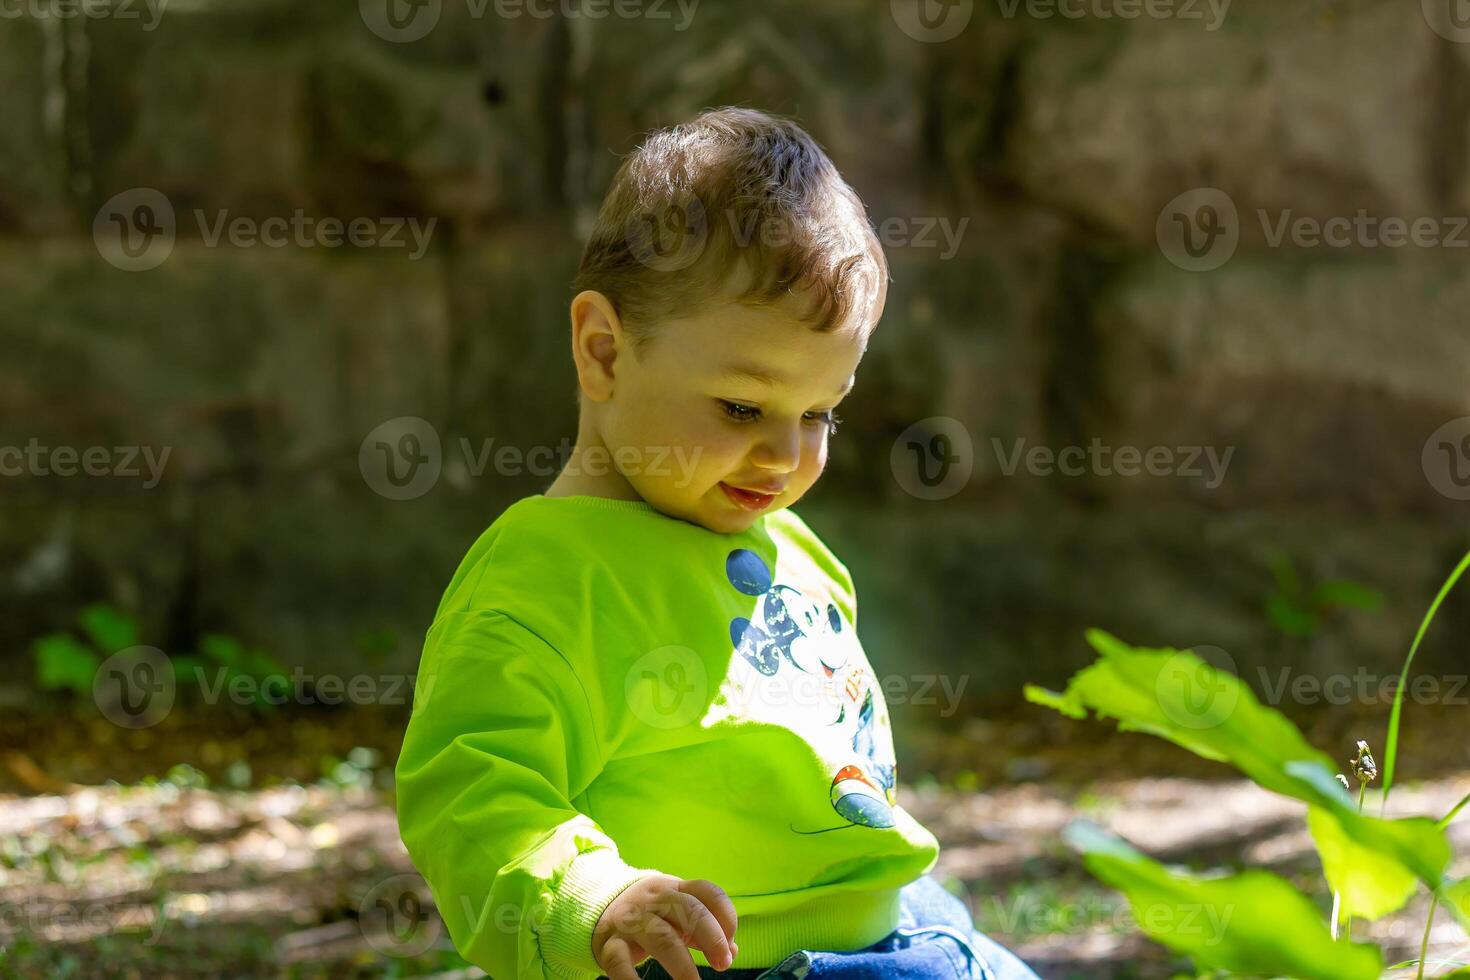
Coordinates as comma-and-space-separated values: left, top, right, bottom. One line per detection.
1444, 878, 1470, 933
32, 633, 101, 693
1063, 821, 1383, 980
1307, 805, 1417, 920
1025, 630, 1452, 888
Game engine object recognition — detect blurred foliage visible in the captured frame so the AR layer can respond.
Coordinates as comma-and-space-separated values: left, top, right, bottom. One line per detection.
31, 602, 288, 709
1263, 555, 1384, 639
1027, 549, 1470, 978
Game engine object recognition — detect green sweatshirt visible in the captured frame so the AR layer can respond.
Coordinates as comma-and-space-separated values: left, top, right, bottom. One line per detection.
395, 494, 940, 979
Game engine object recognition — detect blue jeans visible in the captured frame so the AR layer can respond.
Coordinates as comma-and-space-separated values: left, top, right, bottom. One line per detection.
635, 875, 1040, 980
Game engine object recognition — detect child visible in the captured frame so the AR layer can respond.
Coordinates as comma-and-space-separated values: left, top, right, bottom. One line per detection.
395, 107, 1040, 980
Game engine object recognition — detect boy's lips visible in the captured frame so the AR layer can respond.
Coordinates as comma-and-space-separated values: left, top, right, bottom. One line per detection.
720, 482, 781, 511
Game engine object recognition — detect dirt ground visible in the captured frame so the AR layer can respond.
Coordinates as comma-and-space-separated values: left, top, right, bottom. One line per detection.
1, 700, 1466, 979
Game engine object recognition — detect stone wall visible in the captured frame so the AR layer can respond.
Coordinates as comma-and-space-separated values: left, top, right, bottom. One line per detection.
2, 0, 1467, 713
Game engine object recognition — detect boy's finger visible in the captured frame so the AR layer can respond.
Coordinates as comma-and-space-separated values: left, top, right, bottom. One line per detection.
664, 890, 734, 971
640, 915, 701, 980
678, 878, 739, 944
598, 935, 641, 980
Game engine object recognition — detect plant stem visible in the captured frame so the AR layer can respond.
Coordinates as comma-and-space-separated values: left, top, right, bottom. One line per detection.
1381, 549, 1470, 817
1439, 790, 1470, 830
1416, 894, 1439, 980
1343, 782, 1367, 941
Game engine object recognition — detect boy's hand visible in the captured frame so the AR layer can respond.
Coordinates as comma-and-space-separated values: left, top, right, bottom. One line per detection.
592, 874, 739, 980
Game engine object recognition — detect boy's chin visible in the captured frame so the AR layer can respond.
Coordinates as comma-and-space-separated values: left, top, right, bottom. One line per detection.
651, 489, 775, 535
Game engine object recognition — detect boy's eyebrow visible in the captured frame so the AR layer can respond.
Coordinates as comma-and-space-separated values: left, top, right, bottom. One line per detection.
721, 364, 855, 397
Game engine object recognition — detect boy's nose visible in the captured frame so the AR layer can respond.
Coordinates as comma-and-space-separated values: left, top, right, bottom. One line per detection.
751, 425, 802, 472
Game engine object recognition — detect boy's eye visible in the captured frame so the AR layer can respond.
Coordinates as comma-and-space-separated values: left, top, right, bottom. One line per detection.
718, 400, 842, 435
804, 410, 842, 435
719, 400, 761, 422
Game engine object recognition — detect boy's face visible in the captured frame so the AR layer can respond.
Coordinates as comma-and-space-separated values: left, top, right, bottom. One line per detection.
598, 295, 866, 534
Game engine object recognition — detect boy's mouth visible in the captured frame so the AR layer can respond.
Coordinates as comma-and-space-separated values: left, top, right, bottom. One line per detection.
719, 482, 779, 511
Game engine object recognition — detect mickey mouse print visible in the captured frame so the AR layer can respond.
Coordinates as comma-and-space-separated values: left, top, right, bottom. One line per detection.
722, 548, 900, 833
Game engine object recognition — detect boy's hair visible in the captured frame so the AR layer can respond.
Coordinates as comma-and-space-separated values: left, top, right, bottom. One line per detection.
573, 107, 889, 353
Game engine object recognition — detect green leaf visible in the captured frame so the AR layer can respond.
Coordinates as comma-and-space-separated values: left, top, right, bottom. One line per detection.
1442, 878, 1470, 934
200, 634, 246, 667
33, 634, 101, 693
242, 648, 287, 679
78, 603, 138, 654
1307, 805, 1417, 920
1310, 579, 1384, 612
1038, 630, 1451, 888
1265, 594, 1316, 636
1268, 555, 1303, 598
1022, 684, 1084, 719
1063, 821, 1383, 980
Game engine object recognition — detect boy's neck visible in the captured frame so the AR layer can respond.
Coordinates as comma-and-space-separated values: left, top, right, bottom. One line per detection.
543, 432, 646, 503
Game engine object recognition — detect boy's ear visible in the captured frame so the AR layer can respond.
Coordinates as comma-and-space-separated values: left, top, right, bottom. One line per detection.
568, 290, 623, 403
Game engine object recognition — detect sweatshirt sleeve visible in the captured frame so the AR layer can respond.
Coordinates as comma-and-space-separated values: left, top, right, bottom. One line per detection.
395, 610, 658, 979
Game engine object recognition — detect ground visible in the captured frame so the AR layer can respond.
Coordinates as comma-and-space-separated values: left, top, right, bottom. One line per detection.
0, 701, 1466, 979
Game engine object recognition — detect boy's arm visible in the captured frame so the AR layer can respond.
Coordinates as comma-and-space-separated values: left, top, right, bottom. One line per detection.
395, 611, 657, 980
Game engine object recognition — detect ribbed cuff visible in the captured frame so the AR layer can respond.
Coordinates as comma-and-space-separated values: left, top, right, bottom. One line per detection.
541, 848, 657, 978
702, 886, 903, 969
